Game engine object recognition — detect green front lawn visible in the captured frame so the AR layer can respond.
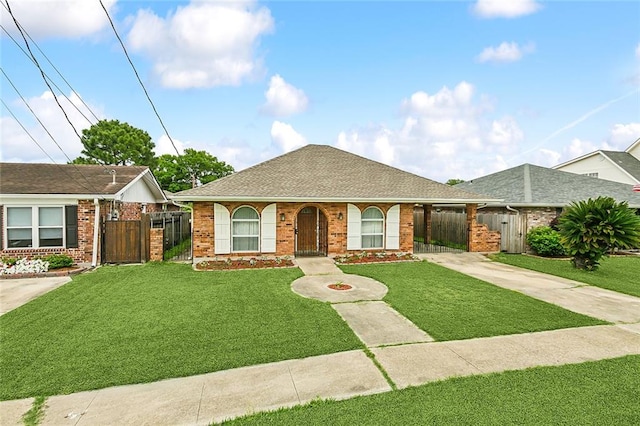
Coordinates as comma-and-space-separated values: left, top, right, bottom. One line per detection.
225, 355, 640, 425
341, 261, 605, 341
490, 254, 640, 298
0, 263, 361, 401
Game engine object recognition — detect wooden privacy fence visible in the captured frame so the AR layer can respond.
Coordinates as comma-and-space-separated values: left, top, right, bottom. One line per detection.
477, 213, 527, 253
431, 212, 468, 249
102, 215, 150, 264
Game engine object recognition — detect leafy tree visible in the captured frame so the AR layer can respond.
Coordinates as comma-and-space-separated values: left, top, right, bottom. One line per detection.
72, 119, 156, 168
446, 178, 465, 186
154, 148, 234, 192
558, 197, 640, 270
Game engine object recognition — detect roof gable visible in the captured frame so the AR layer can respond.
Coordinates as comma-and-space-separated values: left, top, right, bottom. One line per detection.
457, 163, 640, 207
173, 144, 497, 203
600, 151, 640, 181
0, 163, 166, 201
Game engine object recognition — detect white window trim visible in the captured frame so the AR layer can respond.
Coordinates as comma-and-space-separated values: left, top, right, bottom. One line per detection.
231, 205, 260, 253
361, 206, 385, 249
4, 205, 66, 250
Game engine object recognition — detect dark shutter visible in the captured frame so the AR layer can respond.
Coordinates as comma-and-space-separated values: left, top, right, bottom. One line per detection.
65, 205, 79, 248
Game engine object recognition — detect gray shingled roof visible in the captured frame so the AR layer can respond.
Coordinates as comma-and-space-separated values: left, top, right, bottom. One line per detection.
173, 144, 498, 203
456, 163, 640, 207
0, 163, 153, 196
601, 151, 640, 181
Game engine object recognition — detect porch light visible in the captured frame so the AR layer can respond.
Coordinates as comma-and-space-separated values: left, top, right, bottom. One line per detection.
338, 212, 343, 220
280, 213, 286, 221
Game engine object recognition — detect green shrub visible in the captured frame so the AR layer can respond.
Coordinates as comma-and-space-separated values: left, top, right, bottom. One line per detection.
526, 226, 567, 257
559, 197, 640, 270
1, 256, 18, 267
44, 254, 74, 269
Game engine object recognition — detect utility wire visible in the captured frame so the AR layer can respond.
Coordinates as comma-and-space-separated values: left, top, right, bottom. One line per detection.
1, 98, 98, 194
0, 22, 100, 123
1, 68, 104, 194
3, 0, 86, 142
98, 0, 182, 157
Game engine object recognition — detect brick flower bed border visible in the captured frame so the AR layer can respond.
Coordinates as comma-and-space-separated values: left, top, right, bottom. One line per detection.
195, 257, 295, 271
334, 252, 418, 265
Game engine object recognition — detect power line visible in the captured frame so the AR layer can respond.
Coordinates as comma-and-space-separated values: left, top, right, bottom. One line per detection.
3, 0, 84, 143
98, 0, 182, 157
1, 68, 104, 194
0, 22, 100, 123
1, 98, 98, 194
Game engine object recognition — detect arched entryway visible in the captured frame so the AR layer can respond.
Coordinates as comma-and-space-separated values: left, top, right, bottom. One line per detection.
295, 206, 328, 256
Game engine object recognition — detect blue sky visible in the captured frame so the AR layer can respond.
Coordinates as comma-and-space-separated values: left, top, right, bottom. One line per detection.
1, 0, 639, 182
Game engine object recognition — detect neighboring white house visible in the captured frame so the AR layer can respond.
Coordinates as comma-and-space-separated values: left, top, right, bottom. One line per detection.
553, 138, 640, 184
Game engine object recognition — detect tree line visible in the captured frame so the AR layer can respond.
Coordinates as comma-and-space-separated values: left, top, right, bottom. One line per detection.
70, 119, 234, 193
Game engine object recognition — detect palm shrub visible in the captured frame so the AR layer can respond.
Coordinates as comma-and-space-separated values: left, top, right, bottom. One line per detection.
526, 226, 566, 257
558, 197, 640, 270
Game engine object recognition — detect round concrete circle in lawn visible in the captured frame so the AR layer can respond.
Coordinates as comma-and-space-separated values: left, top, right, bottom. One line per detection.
291, 274, 388, 303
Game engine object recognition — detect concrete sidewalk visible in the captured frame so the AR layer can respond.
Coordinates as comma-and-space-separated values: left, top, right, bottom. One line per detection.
419, 252, 640, 324
3, 324, 639, 425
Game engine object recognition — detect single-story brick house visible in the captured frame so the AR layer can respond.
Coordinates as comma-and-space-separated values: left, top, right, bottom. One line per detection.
456, 163, 640, 232
172, 144, 500, 261
0, 163, 169, 265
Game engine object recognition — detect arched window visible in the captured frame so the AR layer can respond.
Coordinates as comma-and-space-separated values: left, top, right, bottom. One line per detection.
232, 206, 259, 252
361, 207, 384, 249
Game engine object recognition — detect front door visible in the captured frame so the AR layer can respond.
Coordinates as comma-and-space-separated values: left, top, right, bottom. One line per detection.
295, 207, 328, 256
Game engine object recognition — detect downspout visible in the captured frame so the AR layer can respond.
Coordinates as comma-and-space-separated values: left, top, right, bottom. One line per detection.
506, 205, 520, 214
92, 198, 100, 267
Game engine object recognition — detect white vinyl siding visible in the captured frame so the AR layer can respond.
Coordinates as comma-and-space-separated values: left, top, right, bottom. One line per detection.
347, 204, 361, 250
361, 207, 384, 249
5, 206, 64, 249
232, 206, 260, 252
214, 203, 231, 254
385, 204, 400, 250
260, 203, 277, 253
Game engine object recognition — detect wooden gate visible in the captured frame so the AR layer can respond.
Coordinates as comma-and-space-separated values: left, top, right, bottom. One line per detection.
102, 215, 150, 263
477, 213, 527, 253
295, 207, 328, 256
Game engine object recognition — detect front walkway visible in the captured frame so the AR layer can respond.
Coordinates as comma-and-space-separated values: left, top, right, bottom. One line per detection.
293, 257, 433, 346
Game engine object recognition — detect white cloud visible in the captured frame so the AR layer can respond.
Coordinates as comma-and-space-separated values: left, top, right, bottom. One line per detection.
270, 121, 307, 153
487, 116, 524, 145
608, 122, 640, 150
477, 42, 534, 63
335, 82, 525, 182
261, 75, 309, 117
473, 0, 541, 18
127, 1, 274, 89
0, 91, 103, 163
155, 134, 185, 156
0, 0, 116, 39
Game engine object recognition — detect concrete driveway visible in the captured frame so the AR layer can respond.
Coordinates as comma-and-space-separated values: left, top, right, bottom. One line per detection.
0, 276, 71, 315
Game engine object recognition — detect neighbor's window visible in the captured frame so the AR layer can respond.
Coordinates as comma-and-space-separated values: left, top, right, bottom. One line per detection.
232, 206, 259, 252
6, 207, 33, 248
361, 207, 384, 249
38, 207, 64, 247
5, 206, 64, 248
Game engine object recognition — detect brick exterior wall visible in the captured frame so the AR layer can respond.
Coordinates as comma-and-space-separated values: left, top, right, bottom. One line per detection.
1, 199, 168, 265
191, 201, 415, 260
149, 228, 164, 261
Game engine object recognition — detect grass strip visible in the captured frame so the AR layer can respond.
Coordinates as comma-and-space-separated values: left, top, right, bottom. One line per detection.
21, 396, 46, 426
223, 355, 640, 425
341, 261, 605, 341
